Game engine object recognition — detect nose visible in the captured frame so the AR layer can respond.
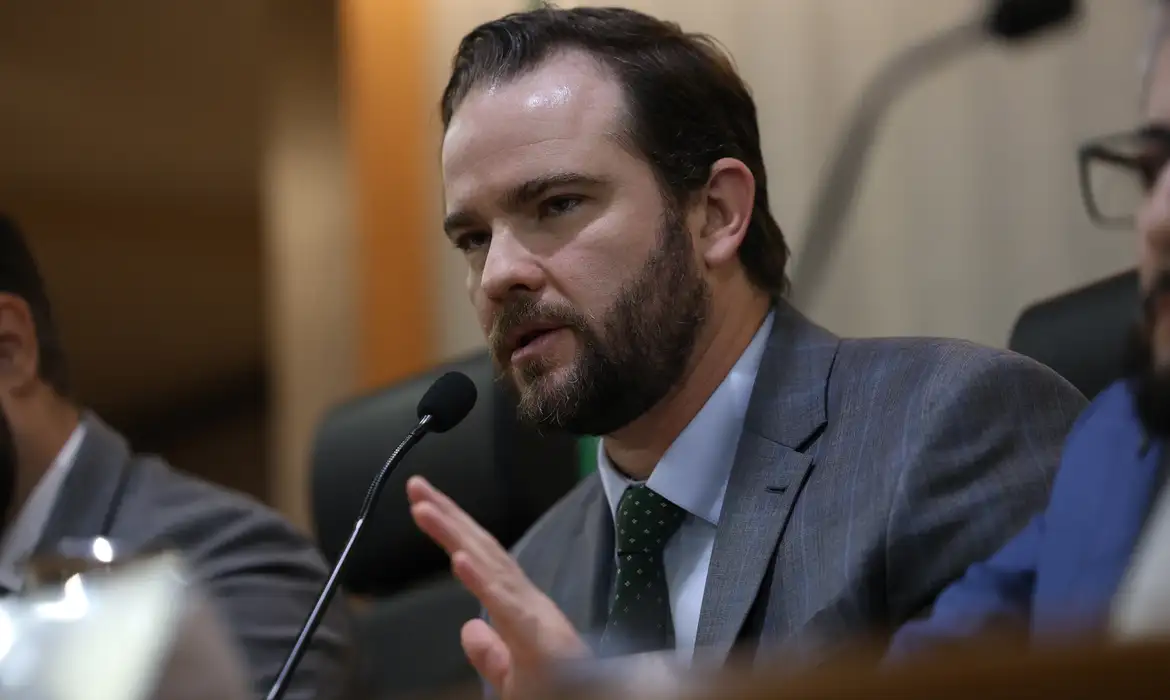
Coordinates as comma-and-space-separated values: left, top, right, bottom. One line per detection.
479, 230, 546, 302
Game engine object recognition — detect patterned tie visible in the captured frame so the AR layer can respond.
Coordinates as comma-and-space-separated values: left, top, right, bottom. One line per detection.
600, 484, 687, 656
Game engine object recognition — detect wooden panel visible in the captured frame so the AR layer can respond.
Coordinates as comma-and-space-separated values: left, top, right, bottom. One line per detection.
341, 0, 434, 389
518, 638, 1170, 700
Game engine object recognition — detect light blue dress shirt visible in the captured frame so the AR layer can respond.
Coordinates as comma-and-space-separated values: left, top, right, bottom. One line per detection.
0, 424, 87, 592
596, 311, 774, 663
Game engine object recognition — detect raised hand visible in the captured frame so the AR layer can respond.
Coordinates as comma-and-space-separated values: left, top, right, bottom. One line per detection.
406, 475, 590, 698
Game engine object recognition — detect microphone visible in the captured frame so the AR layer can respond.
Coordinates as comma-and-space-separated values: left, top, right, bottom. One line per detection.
265, 371, 478, 700
987, 0, 1077, 42
788, 0, 1079, 307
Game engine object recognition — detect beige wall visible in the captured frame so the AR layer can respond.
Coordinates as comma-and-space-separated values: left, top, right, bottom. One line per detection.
10, 192, 262, 417
264, 0, 358, 528
426, 0, 1143, 357
0, 0, 271, 500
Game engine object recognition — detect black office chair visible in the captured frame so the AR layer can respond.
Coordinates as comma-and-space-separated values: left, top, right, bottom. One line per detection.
310, 351, 582, 699
1008, 269, 1139, 400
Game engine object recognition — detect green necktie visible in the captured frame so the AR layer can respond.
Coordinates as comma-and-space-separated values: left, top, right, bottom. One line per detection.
600, 484, 687, 656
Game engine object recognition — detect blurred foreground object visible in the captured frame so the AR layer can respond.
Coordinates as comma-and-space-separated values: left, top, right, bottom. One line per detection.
530, 637, 1170, 700
24, 537, 133, 591
546, 650, 714, 700
0, 551, 250, 700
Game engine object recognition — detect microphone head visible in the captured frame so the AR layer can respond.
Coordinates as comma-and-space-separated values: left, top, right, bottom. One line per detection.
986, 0, 1079, 42
416, 371, 478, 433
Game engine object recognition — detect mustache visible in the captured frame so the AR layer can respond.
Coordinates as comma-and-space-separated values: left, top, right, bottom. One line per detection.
488, 298, 587, 354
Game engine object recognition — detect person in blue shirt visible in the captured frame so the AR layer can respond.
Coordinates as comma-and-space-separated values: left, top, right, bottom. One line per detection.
889, 1, 1170, 656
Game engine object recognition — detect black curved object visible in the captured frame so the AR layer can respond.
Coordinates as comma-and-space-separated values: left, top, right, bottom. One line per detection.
310, 350, 581, 597
986, 0, 1077, 41
790, 0, 1080, 306
416, 371, 478, 433
1008, 269, 1139, 400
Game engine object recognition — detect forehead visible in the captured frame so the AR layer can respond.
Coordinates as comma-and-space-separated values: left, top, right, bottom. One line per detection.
441, 52, 634, 201
1148, 39, 1170, 122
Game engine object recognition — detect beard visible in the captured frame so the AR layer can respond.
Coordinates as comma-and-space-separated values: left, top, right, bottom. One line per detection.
488, 205, 711, 436
1125, 270, 1170, 439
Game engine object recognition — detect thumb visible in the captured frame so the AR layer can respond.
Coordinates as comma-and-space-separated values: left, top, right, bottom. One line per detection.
461, 618, 511, 692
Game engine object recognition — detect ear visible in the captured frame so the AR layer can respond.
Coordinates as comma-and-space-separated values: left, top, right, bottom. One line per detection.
0, 293, 40, 395
695, 158, 755, 269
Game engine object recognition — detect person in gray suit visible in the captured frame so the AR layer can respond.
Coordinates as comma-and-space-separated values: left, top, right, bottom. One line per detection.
406, 6, 1086, 698
0, 215, 350, 699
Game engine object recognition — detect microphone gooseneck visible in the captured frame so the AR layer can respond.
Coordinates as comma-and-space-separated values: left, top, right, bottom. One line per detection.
266, 371, 478, 700
788, 0, 1079, 308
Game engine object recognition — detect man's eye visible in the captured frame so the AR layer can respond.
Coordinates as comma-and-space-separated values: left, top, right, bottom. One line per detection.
454, 231, 490, 252
539, 196, 583, 218
1137, 153, 1170, 192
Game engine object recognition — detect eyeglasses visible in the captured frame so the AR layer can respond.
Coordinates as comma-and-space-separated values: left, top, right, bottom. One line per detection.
1078, 126, 1170, 229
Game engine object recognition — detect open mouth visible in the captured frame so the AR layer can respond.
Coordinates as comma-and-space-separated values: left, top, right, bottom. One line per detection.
509, 325, 565, 358
517, 329, 553, 349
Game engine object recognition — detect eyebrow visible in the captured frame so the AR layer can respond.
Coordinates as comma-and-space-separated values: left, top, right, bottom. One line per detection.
443, 172, 608, 236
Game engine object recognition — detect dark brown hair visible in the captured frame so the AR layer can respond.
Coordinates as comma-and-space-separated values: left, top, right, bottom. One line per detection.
440, 5, 789, 296
0, 215, 70, 396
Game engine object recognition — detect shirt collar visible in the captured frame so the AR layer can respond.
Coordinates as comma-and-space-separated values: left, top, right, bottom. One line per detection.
0, 423, 88, 593
597, 310, 775, 526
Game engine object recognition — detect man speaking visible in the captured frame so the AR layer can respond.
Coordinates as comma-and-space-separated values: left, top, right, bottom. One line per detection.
405, 6, 1085, 695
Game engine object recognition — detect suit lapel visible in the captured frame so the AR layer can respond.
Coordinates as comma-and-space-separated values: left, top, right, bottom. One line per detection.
34, 414, 134, 553
552, 478, 615, 641
696, 303, 839, 659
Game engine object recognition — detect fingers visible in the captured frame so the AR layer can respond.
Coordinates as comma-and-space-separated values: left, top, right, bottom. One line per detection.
409, 499, 466, 557
451, 549, 523, 625
461, 619, 511, 692
407, 476, 501, 554
453, 552, 585, 666
408, 476, 514, 577
404, 473, 440, 506
408, 477, 522, 606
410, 476, 569, 664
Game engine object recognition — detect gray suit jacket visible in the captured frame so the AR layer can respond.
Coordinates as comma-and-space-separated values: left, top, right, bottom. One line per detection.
511, 303, 1086, 666
32, 415, 351, 700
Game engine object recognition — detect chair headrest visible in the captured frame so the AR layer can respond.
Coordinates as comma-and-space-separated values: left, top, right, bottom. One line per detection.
1008, 269, 1139, 400
310, 351, 582, 596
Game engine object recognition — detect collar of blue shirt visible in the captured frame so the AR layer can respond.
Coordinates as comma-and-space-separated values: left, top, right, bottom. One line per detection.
0, 423, 88, 593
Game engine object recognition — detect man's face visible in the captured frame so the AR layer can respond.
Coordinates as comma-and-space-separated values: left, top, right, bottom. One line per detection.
1131, 39, 1170, 436
441, 52, 710, 435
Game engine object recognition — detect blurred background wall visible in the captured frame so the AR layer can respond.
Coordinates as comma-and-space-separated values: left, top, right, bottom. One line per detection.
0, 0, 1148, 530
429, 0, 1142, 352
0, 2, 270, 498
